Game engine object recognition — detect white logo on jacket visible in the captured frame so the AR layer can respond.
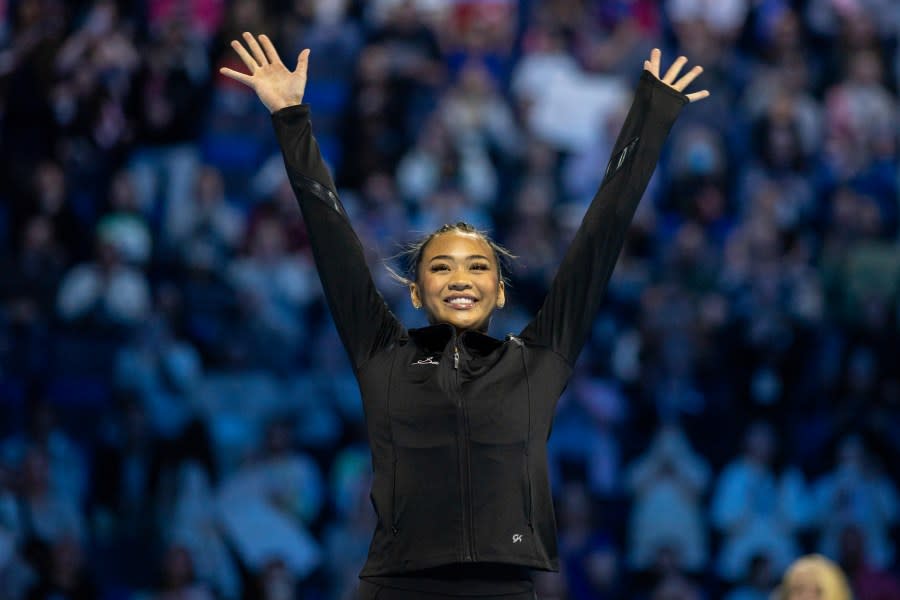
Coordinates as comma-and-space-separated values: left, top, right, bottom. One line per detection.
411, 356, 439, 366
512, 534, 523, 543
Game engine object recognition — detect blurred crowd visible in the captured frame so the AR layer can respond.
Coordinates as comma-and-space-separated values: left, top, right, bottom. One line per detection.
0, 0, 899, 599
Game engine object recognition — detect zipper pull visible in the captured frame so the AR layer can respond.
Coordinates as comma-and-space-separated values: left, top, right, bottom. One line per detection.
453, 347, 460, 369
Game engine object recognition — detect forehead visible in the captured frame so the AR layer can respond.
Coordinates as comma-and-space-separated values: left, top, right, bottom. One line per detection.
421, 231, 495, 261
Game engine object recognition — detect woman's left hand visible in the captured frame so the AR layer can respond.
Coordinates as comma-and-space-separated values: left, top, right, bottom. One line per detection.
644, 48, 710, 103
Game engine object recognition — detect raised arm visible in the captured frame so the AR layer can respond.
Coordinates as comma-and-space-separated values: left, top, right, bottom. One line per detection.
221, 33, 403, 370
520, 50, 708, 364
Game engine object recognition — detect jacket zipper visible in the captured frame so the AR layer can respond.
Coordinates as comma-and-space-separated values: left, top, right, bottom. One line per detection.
452, 344, 476, 561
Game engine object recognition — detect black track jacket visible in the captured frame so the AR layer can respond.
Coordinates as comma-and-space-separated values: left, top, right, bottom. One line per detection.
271, 71, 688, 576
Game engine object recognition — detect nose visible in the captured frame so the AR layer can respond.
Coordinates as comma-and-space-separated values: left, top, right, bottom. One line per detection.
448, 280, 472, 291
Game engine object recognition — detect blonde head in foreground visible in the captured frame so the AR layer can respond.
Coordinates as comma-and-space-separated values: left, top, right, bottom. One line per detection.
779, 554, 852, 600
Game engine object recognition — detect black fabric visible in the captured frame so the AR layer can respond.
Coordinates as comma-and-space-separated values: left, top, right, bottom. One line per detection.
360, 562, 533, 596
357, 581, 536, 599
271, 71, 687, 577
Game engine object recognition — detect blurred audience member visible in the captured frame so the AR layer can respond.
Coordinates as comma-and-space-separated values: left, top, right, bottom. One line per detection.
814, 435, 898, 570
711, 422, 811, 582
56, 232, 151, 329
775, 554, 851, 600
626, 425, 710, 575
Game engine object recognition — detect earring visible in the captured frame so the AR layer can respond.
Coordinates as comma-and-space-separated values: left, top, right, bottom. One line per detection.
413, 302, 422, 309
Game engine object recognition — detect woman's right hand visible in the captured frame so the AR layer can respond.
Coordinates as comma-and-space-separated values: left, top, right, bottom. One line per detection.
219, 32, 310, 114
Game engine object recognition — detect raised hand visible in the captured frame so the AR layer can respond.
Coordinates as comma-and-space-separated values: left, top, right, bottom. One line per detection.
644, 48, 709, 103
219, 32, 310, 113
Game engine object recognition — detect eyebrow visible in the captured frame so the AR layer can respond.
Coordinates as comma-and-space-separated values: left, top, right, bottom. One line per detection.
428, 254, 492, 262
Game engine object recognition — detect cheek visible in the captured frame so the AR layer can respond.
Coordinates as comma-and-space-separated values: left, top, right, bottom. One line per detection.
419, 278, 443, 303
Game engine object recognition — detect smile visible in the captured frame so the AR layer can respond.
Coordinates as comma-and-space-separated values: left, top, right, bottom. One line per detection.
444, 295, 478, 310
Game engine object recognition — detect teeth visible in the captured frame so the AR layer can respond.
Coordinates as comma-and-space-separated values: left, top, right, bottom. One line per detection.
448, 298, 474, 306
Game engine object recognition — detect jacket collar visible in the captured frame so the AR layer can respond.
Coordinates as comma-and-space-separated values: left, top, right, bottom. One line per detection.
408, 323, 505, 355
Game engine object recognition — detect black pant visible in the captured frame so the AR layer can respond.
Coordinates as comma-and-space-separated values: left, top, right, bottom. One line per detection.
358, 563, 536, 599
358, 579, 537, 599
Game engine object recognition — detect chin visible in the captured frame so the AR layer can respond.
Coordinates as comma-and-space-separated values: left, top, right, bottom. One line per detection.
448, 314, 491, 333
431, 311, 491, 333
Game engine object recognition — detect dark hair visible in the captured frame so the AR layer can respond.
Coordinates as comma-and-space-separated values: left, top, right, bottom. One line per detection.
388, 222, 515, 286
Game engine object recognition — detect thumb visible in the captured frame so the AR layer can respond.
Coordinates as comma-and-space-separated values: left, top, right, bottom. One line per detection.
296, 48, 310, 73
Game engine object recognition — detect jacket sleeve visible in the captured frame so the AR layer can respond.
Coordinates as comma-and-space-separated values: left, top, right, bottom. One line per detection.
271, 104, 404, 371
519, 71, 688, 365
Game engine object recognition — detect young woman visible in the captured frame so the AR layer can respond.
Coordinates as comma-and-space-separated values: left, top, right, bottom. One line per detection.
221, 32, 708, 599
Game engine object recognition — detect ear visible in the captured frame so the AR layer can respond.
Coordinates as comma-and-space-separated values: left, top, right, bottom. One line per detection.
496, 281, 506, 309
409, 283, 422, 309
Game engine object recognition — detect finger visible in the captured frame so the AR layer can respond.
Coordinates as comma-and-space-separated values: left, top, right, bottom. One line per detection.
219, 67, 254, 86
648, 48, 661, 79
259, 34, 283, 66
296, 48, 310, 73
662, 55, 688, 84
673, 65, 703, 92
242, 31, 268, 66
231, 40, 259, 71
686, 90, 711, 103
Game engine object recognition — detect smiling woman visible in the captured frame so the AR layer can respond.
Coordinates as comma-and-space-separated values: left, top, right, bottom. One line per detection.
219, 31, 708, 599
392, 222, 512, 333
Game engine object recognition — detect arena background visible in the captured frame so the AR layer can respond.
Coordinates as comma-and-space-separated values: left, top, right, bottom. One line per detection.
0, 0, 898, 598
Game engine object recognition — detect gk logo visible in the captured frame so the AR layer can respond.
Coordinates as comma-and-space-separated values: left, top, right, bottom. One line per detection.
512, 534, 523, 543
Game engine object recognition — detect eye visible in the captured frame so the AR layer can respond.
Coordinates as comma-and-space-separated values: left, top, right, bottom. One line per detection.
429, 264, 450, 272
470, 262, 490, 271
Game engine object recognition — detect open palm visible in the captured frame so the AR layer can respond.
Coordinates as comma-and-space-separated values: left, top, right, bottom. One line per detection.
220, 32, 310, 113
644, 48, 710, 103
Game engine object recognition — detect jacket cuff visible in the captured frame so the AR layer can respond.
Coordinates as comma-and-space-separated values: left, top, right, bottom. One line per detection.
271, 103, 311, 124
639, 70, 690, 106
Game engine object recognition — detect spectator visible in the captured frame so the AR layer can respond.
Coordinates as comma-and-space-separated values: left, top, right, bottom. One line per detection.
396, 111, 496, 209
16, 446, 85, 575
1, 402, 87, 508
711, 422, 810, 582
168, 461, 241, 600
813, 435, 898, 570
127, 18, 209, 238
216, 420, 322, 585
56, 231, 151, 329
550, 375, 626, 499
775, 554, 852, 600
114, 293, 203, 438
626, 425, 710, 575
95, 170, 153, 266
164, 165, 245, 260
227, 214, 317, 371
